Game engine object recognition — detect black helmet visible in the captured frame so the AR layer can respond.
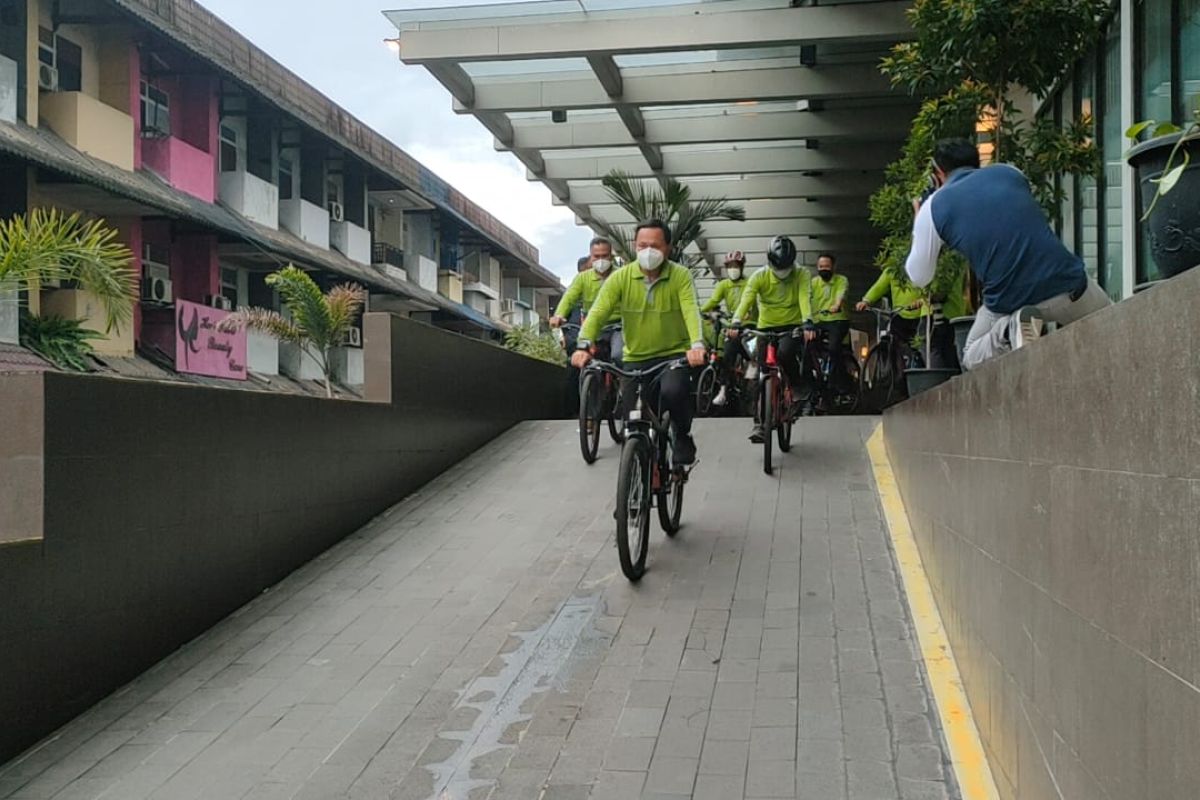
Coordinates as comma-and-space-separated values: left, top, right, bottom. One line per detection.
767, 236, 797, 270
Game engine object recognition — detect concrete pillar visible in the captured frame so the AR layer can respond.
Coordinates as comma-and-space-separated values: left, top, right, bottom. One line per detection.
0, 282, 18, 345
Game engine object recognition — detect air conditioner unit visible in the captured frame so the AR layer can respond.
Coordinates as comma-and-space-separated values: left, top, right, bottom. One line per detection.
38, 64, 58, 92
207, 294, 233, 311
342, 327, 362, 347
141, 260, 173, 304
500, 298, 517, 315
328, 201, 344, 223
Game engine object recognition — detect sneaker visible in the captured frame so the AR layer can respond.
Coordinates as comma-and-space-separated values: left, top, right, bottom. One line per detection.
1009, 306, 1044, 351
673, 434, 698, 468
749, 424, 765, 444
713, 386, 728, 407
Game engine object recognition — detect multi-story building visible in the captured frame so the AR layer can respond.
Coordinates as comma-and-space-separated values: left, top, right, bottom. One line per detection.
0, 0, 562, 388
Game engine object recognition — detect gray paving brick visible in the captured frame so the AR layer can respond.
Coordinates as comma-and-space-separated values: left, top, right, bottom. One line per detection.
0, 420, 960, 800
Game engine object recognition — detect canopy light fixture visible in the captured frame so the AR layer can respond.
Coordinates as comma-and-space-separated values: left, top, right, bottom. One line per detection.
551, 109, 568, 123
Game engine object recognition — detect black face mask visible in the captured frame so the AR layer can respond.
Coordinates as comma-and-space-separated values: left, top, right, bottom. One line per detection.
818, 270, 834, 282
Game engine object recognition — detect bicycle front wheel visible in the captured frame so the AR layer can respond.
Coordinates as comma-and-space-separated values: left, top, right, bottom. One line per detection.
616, 435, 652, 581
777, 384, 793, 453
761, 377, 775, 476
605, 379, 626, 444
578, 371, 602, 464
836, 352, 863, 415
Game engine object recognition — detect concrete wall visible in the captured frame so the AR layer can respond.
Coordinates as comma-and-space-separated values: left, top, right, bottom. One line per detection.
882, 266, 1200, 800
0, 313, 563, 763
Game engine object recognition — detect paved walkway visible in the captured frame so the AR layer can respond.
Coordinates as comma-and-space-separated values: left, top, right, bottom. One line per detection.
0, 419, 958, 800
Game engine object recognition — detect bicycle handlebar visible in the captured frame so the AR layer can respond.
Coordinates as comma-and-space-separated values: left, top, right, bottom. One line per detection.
586, 357, 687, 381
736, 327, 805, 340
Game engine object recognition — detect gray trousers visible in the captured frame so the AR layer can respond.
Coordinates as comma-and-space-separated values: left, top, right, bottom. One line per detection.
962, 278, 1112, 371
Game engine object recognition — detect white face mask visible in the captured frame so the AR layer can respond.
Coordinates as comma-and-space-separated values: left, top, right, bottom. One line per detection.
592, 258, 612, 274
727, 268, 743, 281
771, 266, 794, 280
637, 247, 665, 272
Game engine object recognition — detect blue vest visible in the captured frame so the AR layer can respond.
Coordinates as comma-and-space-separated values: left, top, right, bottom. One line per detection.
930, 165, 1086, 314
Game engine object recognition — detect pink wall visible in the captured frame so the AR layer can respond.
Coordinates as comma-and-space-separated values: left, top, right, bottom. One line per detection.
173, 234, 219, 303
133, 47, 219, 202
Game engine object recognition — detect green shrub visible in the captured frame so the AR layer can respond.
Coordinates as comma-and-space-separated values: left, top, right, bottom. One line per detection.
504, 324, 566, 366
19, 312, 101, 372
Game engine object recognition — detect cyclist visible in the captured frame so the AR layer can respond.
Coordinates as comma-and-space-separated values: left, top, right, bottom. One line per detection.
572, 219, 708, 468
729, 235, 813, 443
905, 137, 1110, 369
809, 253, 852, 393
856, 266, 966, 369
701, 251, 755, 407
551, 236, 622, 364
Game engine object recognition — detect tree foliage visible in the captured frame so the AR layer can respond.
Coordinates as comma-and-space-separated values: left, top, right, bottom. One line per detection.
19, 311, 102, 372
0, 208, 135, 332
503, 323, 566, 366
219, 265, 366, 397
870, 0, 1108, 291
592, 171, 745, 270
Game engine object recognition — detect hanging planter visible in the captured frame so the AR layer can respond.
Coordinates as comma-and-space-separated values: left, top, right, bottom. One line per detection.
1126, 120, 1200, 279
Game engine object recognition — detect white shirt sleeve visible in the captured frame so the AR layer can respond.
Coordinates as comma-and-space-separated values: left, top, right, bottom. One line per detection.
904, 197, 943, 288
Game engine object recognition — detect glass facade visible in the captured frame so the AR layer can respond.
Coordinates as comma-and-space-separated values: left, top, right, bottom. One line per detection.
1074, 57, 1100, 284
1101, 20, 1124, 300
1185, 0, 1200, 114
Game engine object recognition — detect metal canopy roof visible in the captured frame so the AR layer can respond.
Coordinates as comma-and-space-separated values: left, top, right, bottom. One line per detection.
388, 0, 916, 276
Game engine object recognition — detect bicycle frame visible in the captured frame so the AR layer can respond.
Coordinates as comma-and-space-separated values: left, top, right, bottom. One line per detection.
590, 359, 684, 488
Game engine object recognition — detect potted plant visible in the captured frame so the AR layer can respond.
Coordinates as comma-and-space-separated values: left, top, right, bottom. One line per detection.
218, 265, 365, 398
1125, 110, 1200, 279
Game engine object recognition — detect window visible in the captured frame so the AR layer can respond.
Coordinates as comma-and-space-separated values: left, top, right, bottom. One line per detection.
220, 267, 239, 308
1100, 19, 1124, 300
219, 124, 240, 173
1183, 0, 1200, 115
38, 28, 81, 92
1074, 59, 1099, 283
139, 81, 171, 138
278, 156, 294, 201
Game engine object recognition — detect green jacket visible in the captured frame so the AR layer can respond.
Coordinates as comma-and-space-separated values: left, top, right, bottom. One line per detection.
810, 273, 850, 322
862, 269, 926, 320
734, 267, 812, 329
581, 262, 704, 363
938, 269, 970, 320
702, 278, 755, 321
555, 269, 607, 319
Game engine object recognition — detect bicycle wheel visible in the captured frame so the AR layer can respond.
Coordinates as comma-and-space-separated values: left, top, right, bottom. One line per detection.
657, 436, 684, 536
777, 383, 793, 452
605, 379, 626, 444
882, 344, 910, 409
616, 435, 652, 581
835, 352, 863, 414
578, 371, 602, 464
862, 344, 895, 412
761, 377, 775, 476
695, 365, 717, 418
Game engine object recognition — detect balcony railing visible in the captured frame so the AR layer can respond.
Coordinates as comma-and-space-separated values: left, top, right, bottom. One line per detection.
372, 242, 404, 269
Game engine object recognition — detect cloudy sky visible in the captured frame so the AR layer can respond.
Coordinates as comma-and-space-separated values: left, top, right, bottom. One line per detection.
196, 0, 592, 281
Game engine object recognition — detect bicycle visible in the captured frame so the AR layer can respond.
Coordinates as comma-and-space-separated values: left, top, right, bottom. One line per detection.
859, 308, 924, 412
805, 312, 863, 415
563, 323, 626, 464
695, 311, 747, 417
740, 328, 802, 476
589, 358, 689, 581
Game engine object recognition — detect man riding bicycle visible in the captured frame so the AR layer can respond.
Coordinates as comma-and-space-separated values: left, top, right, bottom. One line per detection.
809, 253, 852, 393
701, 251, 756, 407
856, 266, 965, 369
729, 235, 813, 443
551, 237, 623, 364
571, 219, 708, 468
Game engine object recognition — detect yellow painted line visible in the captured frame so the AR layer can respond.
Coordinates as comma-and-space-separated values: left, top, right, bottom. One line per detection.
866, 424, 1000, 800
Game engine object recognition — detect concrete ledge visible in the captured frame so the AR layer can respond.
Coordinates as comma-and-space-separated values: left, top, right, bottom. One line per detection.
882, 266, 1200, 799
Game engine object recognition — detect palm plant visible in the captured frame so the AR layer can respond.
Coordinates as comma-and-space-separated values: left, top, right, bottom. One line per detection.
592, 171, 746, 270
0, 208, 136, 332
19, 311, 102, 372
218, 265, 366, 398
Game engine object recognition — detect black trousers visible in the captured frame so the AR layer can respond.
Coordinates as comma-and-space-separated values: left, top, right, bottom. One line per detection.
815, 320, 852, 389
620, 356, 694, 439
755, 326, 804, 390
721, 336, 748, 384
